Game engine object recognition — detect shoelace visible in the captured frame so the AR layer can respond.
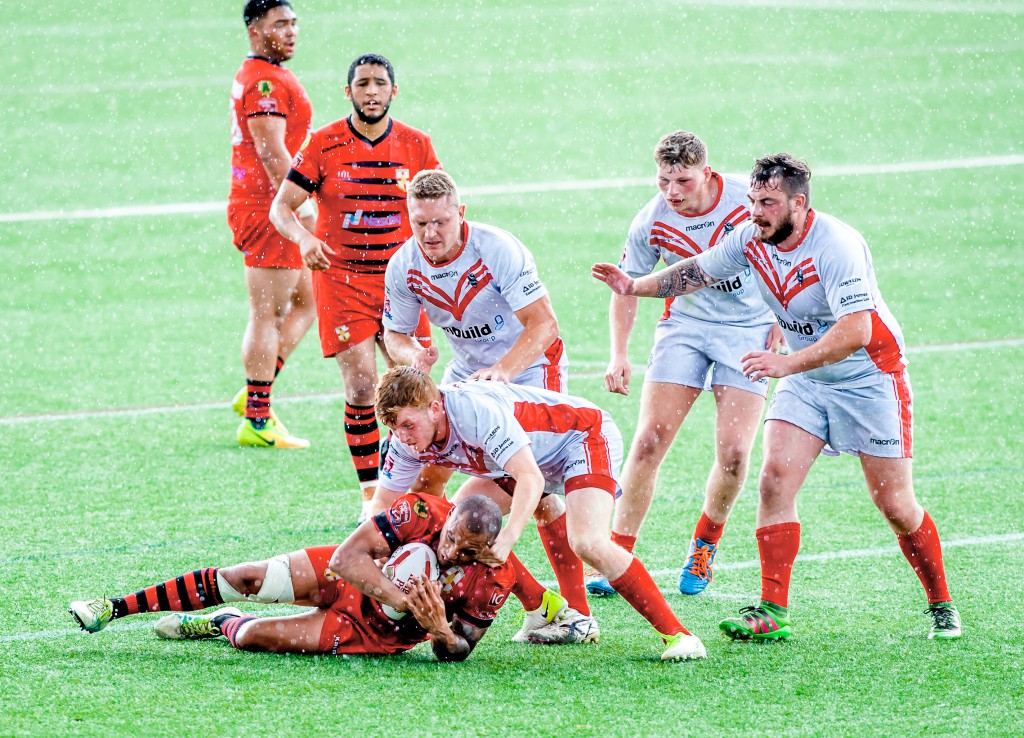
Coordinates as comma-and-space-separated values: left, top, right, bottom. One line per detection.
181, 617, 219, 637
925, 606, 957, 630
687, 545, 714, 579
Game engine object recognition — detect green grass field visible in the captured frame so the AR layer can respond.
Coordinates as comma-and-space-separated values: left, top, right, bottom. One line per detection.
3, 1, 1023, 736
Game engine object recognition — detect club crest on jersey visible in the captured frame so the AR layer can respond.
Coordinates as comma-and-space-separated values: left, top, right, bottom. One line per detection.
323, 567, 342, 582
395, 168, 410, 192
256, 80, 274, 96
466, 273, 478, 287
796, 267, 805, 284
390, 500, 412, 527
724, 222, 735, 233
413, 500, 429, 518
335, 324, 351, 343
439, 565, 465, 593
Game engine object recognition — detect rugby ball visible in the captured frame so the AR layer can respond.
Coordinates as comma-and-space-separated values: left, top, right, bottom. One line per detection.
381, 542, 440, 620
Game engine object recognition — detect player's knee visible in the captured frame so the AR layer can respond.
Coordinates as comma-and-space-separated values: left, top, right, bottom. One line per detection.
715, 446, 749, 479
533, 496, 565, 525
565, 528, 604, 563
630, 427, 670, 464
218, 562, 268, 599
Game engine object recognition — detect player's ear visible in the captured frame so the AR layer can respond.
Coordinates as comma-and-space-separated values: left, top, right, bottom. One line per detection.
458, 203, 466, 221
344, 85, 352, 100
391, 84, 398, 98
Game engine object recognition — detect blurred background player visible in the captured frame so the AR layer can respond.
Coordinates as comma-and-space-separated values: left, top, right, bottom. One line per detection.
587, 132, 782, 598
229, 0, 317, 449
270, 54, 439, 521
593, 153, 960, 642
378, 170, 590, 643
375, 366, 708, 661
69, 494, 513, 663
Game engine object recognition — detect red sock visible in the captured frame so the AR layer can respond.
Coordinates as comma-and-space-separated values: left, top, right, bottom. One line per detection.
507, 552, 546, 611
757, 522, 801, 608
245, 379, 273, 422
609, 557, 690, 636
220, 615, 259, 649
610, 531, 637, 554
344, 403, 380, 487
110, 568, 223, 619
538, 514, 589, 615
693, 512, 725, 545
897, 510, 952, 604
274, 356, 285, 377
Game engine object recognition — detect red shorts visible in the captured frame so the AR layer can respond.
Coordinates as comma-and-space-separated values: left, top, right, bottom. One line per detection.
227, 202, 302, 270
303, 545, 411, 656
313, 268, 432, 357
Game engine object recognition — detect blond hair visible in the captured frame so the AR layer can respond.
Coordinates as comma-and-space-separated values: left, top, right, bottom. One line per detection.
653, 131, 708, 169
407, 169, 460, 207
375, 366, 441, 426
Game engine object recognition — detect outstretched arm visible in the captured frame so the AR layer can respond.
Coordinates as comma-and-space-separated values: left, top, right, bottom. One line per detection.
469, 297, 559, 383
592, 257, 717, 298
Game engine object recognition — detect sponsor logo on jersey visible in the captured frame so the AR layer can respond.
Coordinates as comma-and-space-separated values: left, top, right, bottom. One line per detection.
257, 97, 278, 113
711, 275, 744, 294
839, 277, 861, 287
839, 292, 869, 306
522, 280, 541, 294
493, 437, 515, 456
685, 220, 715, 232
443, 323, 493, 340
382, 296, 392, 320
489, 590, 508, 608
776, 315, 815, 336
231, 166, 247, 180
256, 80, 274, 96
391, 500, 412, 527
566, 458, 587, 470
869, 438, 901, 446
413, 500, 429, 518
342, 211, 402, 229
430, 270, 460, 281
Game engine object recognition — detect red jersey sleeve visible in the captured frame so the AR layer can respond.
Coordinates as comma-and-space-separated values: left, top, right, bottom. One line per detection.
286, 130, 322, 193
453, 562, 515, 628
372, 493, 453, 553
240, 72, 292, 120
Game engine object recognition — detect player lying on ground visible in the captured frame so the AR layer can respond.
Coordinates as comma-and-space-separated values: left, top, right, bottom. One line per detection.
593, 152, 960, 642
69, 494, 513, 662
375, 366, 707, 661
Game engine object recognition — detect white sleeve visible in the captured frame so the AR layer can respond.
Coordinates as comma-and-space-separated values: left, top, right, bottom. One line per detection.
819, 233, 876, 319
383, 248, 424, 334
491, 237, 548, 311
378, 439, 425, 493
696, 225, 752, 281
468, 396, 531, 469
619, 208, 661, 279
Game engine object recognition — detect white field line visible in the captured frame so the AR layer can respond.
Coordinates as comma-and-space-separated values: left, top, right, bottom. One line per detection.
1, 337, 1021, 426
4, 530, 1019, 643
2, 155, 1023, 225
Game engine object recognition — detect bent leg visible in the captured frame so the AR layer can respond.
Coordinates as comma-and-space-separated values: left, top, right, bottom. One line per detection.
227, 607, 331, 654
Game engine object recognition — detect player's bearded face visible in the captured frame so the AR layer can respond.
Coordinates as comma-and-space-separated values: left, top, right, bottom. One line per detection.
347, 65, 395, 125
251, 6, 298, 62
750, 183, 796, 246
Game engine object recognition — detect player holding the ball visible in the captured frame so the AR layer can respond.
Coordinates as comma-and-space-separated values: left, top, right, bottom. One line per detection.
68, 494, 513, 662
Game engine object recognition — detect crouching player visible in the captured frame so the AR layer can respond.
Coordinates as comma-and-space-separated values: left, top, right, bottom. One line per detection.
69, 494, 513, 662
375, 366, 707, 661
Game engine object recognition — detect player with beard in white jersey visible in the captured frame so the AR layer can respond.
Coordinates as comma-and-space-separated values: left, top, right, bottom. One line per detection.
375, 366, 706, 662
376, 170, 592, 646
593, 153, 960, 644
587, 131, 783, 599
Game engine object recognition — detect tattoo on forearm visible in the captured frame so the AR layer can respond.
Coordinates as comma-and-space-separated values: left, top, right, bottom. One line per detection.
654, 260, 714, 297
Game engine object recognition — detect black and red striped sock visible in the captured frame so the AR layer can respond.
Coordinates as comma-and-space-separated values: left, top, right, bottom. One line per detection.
274, 356, 285, 378
219, 614, 259, 649
344, 403, 380, 487
109, 568, 223, 620
245, 379, 273, 429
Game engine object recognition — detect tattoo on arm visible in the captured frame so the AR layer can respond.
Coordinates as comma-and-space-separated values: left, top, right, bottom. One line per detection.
654, 259, 715, 298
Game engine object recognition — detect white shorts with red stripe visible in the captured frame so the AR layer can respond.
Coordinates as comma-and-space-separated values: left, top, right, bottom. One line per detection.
765, 370, 913, 458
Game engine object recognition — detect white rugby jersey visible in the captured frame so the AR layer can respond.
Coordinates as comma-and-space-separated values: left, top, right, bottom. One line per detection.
384, 221, 565, 381
379, 381, 614, 492
697, 210, 907, 384
620, 173, 773, 327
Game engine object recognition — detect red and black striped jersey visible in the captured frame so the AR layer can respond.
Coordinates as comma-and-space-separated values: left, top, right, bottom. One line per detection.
287, 117, 441, 274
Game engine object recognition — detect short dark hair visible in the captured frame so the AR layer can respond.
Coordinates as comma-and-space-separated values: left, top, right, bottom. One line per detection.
348, 53, 396, 85
244, 0, 291, 26
453, 495, 503, 542
750, 153, 812, 204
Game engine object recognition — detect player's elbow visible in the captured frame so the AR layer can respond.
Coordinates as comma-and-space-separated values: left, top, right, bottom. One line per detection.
328, 544, 355, 578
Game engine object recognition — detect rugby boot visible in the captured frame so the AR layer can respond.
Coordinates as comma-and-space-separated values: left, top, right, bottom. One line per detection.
155, 607, 243, 640
678, 538, 717, 595
512, 589, 568, 643
926, 602, 962, 640
237, 417, 309, 449
69, 597, 113, 633
719, 601, 791, 641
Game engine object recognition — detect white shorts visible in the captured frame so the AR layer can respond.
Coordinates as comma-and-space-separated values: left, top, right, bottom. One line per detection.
645, 317, 772, 397
556, 409, 624, 497
443, 361, 568, 394
766, 370, 913, 458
